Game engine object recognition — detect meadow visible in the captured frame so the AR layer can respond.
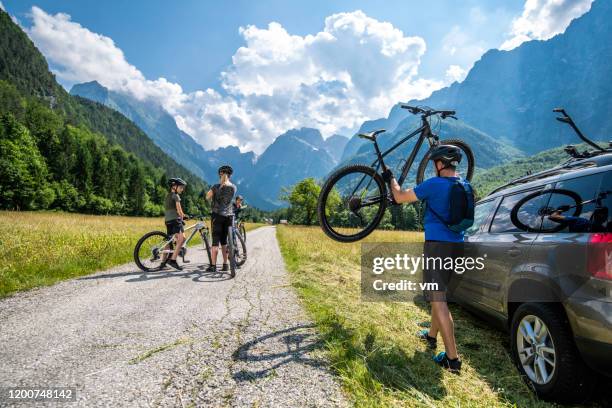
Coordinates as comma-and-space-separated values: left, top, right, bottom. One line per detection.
276, 225, 587, 408
0, 211, 263, 298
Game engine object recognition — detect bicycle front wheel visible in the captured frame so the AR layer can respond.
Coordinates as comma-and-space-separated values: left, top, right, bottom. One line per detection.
227, 226, 237, 278
317, 164, 387, 243
234, 231, 247, 266
240, 223, 247, 243
134, 231, 172, 272
416, 139, 475, 185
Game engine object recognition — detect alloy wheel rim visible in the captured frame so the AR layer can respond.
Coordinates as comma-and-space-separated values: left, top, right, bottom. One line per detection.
516, 315, 556, 385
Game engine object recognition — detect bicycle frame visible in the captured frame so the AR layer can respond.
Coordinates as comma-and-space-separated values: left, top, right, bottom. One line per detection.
159, 220, 210, 255
230, 216, 241, 240
350, 116, 438, 207
371, 116, 438, 186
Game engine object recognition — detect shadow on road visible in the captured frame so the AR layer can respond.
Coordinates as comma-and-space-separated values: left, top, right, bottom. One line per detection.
231, 324, 329, 382
78, 263, 233, 283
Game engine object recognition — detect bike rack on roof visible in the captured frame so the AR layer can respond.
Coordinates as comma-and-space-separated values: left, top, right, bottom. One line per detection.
487, 108, 612, 196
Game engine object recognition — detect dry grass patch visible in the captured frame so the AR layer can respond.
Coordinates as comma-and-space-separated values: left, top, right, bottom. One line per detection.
0, 211, 263, 297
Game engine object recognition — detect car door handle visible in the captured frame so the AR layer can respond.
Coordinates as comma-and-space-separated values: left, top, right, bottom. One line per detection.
506, 248, 521, 257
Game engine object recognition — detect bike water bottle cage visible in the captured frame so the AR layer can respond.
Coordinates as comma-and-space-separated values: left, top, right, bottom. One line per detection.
358, 129, 386, 141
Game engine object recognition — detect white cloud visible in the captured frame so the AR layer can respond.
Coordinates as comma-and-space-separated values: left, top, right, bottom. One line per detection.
27, 7, 444, 153
445, 65, 467, 83
500, 0, 593, 51
441, 26, 486, 67
469, 7, 487, 25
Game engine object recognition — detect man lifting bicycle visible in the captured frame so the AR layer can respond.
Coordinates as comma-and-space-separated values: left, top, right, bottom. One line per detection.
384, 145, 472, 374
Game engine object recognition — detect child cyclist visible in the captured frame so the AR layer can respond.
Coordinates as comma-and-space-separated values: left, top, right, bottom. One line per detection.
233, 195, 244, 218
163, 177, 187, 271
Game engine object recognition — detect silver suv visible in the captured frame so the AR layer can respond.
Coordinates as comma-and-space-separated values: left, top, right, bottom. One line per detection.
453, 153, 611, 403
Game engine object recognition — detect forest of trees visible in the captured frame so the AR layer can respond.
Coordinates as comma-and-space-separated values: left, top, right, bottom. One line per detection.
0, 9, 214, 217
0, 80, 207, 216
281, 178, 422, 230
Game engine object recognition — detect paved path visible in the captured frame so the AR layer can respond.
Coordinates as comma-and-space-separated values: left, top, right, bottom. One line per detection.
0, 227, 347, 407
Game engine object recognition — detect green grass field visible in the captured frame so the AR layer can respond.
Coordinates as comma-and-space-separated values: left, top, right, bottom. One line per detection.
0, 211, 263, 298
276, 225, 578, 408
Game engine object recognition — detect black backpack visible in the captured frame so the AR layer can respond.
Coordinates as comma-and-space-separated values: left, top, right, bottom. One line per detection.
428, 180, 475, 233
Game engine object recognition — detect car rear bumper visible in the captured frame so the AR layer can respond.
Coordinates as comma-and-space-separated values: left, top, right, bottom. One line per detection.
565, 297, 612, 376
574, 336, 612, 377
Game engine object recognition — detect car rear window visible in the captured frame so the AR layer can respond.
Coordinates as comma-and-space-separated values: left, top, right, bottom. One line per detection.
490, 188, 549, 233
540, 172, 608, 233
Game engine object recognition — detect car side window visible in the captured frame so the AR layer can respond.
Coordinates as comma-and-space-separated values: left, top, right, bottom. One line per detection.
600, 171, 612, 232
490, 189, 548, 233
541, 172, 607, 233
465, 199, 496, 235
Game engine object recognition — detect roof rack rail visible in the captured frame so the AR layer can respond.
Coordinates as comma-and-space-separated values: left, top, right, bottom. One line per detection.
488, 158, 600, 195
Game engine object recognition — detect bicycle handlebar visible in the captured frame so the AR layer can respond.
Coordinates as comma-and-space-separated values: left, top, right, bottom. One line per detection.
400, 105, 457, 119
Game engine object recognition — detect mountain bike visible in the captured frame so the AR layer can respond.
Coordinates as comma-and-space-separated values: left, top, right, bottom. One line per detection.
133, 214, 212, 272
317, 105, 474, 242
227, 215, 247, 277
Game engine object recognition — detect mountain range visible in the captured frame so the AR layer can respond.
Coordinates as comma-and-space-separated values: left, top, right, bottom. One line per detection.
70, 81, 348, 209
408, 0, 611, 154
67, 0, 611, 209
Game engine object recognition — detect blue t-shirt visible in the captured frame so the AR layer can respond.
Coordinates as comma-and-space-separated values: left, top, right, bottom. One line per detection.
414, 176, 468, 242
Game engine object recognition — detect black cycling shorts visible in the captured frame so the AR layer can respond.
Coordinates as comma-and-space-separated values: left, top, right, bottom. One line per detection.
423, 240, 463, 302
211, 213, 231, 246
165, 219, 184, 236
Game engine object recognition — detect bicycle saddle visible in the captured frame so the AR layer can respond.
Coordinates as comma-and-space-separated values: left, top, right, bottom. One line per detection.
358, 129, 385, 141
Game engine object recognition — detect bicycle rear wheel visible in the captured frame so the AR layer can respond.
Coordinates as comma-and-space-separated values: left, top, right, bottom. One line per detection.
234, 231, 247, 266
416, 139, 475, 185
134, 231, 172, 272
317, 164, 387, 242
227, 226, 237, 278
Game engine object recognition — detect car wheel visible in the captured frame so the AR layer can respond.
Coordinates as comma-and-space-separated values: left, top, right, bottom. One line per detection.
510, 303, 594, 403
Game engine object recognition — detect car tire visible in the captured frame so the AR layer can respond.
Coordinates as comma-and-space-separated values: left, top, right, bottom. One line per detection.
510, 303, 594, 403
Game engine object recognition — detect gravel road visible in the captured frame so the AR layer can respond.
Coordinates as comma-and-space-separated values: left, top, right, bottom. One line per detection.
0, 226, 347, 407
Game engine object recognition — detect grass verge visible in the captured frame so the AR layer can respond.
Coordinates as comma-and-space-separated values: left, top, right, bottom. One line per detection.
0, 211, 264, 298
276, 225, 568, 408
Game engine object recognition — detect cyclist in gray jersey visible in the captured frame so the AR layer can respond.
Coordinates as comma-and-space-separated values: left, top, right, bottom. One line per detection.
206, 165, 237, 272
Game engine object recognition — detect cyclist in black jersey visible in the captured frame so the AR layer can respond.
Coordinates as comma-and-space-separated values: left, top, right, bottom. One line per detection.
205, 165, 237, 272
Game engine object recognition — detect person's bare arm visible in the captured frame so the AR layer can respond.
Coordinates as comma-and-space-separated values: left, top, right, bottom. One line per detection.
387, 174, 419, 204
176, 200, 185, 219
205, 189, 213, 201
548, 210, 565, 221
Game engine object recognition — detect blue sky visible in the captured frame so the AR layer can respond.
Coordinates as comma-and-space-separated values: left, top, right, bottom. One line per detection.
1, 0, 594, 152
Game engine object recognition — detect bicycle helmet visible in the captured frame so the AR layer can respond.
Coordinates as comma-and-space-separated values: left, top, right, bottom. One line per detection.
218, 165, 233, 175
430, 145, 462, 167
236, 195, 244, 200
168, 177, 187, 187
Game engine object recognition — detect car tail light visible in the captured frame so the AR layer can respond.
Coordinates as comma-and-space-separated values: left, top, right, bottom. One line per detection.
588, 233, 612, 280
